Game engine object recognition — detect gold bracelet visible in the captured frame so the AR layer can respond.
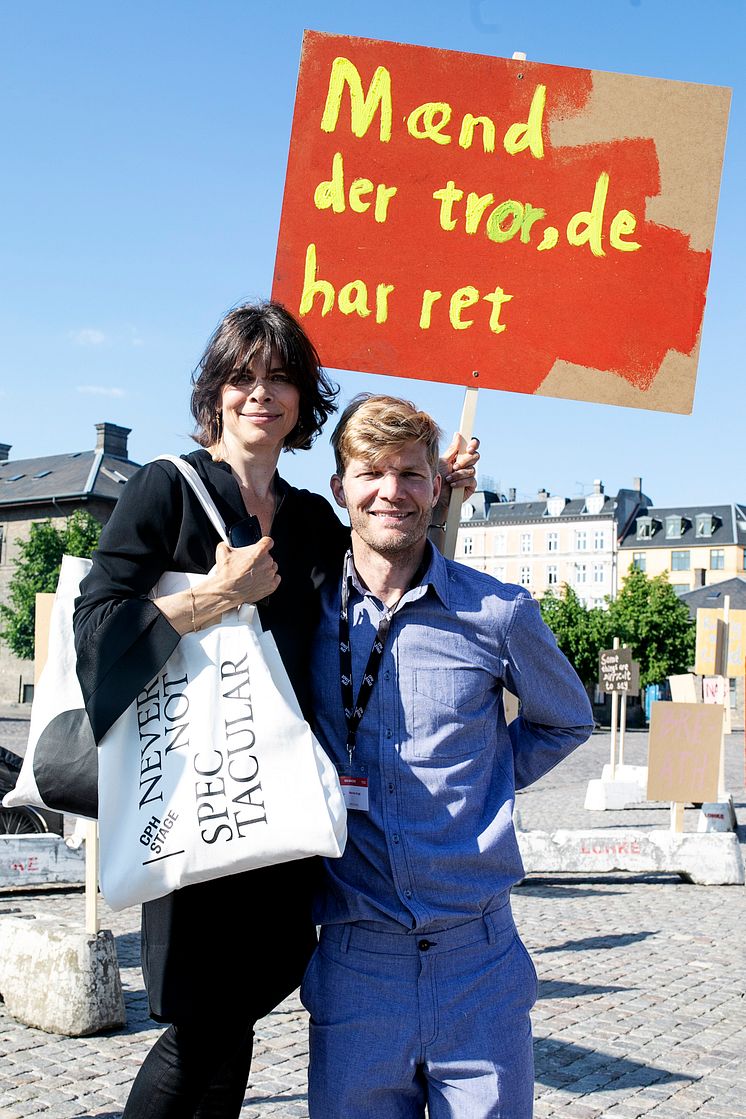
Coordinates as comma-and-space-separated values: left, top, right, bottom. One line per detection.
190, 587, 197, 632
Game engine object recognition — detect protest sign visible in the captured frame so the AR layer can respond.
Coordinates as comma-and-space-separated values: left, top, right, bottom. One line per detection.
598, 647, 640, 696
646, 702, 722, 803
695, 608, 746, 677
273, 31, 730, 412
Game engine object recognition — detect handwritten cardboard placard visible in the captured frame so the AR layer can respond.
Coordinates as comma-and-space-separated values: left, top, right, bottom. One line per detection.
695, 608, 746, 677
273, 31, 730, 413
646, 701, 722, 803
598, 647, 640, 695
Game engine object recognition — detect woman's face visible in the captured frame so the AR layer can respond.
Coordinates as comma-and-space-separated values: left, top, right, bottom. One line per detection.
219, 347, 301, 456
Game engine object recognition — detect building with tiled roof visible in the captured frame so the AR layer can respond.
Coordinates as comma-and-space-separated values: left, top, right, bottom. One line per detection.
457, 479, 652, 604
0, 423, 140, 704
618, 504, 746, 595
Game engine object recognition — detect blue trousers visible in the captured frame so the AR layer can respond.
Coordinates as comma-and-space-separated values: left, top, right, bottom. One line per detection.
302, 902, 537, 1118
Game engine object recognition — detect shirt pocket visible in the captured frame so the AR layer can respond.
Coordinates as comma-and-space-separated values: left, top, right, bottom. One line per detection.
411, 666, 494, 760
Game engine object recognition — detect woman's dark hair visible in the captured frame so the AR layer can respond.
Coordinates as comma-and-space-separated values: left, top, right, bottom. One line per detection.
191, 301, 338, 451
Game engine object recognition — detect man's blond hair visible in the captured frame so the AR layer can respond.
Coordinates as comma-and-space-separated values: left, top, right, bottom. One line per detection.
331, 394, 442, 476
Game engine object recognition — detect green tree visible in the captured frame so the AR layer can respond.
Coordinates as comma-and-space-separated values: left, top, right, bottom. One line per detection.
539, 584, 612, 688
607, 566, 695, 686
0, 510, 102, 660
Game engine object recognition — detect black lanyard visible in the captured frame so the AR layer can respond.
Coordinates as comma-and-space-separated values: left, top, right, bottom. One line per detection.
339, 564, 395, 763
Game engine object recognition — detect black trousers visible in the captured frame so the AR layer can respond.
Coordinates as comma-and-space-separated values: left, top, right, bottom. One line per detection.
122, 1015, 254, 1119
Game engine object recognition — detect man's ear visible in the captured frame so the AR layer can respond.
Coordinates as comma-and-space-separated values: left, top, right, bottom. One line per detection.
330, 474, 347, 510
431, 471, 442, 507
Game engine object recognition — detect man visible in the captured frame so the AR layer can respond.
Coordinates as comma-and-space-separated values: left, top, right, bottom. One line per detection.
304, 394, 594, 1119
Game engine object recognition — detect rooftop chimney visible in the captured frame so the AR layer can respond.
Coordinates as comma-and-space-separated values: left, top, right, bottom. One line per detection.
0, 444, 11, 463
593, 479, 604, 495
538, 488, 549, 500
508, 487, 516, 502
694, 568, 706, 588
633, 476, 642, 493
95, 422, 131, 459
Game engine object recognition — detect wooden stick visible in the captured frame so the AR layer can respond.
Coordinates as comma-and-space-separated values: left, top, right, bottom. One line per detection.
85, 820, 99, 935
443, 387, 479, 561
670, 801, 685, 834
609, 637, 620, 779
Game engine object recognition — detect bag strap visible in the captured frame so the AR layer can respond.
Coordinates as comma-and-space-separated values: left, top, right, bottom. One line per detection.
153, 455, 230, 544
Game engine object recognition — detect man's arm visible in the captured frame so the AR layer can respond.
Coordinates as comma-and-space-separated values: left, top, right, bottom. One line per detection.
500, 593, 594, 790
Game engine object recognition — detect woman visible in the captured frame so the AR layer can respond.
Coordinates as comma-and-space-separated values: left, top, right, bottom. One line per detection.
74, 301, 477, 1118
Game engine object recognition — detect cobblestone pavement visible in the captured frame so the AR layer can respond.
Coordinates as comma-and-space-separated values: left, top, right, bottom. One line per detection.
1, 712, 744, 1118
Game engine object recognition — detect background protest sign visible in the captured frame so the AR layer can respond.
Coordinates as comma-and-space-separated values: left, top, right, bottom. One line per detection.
273, 31, 730, 413
598, 646, 640, 696
646, 701, 722, 803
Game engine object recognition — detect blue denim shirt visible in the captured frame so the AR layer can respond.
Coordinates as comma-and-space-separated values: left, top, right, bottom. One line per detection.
310, 545, 594, 932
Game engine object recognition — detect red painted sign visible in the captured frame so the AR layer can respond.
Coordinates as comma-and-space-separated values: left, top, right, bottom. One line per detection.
273, 32, 730, 413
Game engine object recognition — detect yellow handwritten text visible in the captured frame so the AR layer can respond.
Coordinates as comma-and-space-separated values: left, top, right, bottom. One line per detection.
419, 284, 513, 334
314, 152, 398, 222
299, 243, 394, 323
320, 56, 546, 160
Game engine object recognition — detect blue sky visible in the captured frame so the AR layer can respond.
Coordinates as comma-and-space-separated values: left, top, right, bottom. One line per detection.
0, 0, 743, 508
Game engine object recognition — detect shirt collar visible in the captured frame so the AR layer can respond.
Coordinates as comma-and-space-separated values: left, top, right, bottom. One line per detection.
343, 540, 451, 610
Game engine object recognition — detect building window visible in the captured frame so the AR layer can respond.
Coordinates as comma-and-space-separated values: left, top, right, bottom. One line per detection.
593, 530, 605, 551
0, 524, 5, 566
547, 564, 558, 586
520, 565, 531, 586
463, 536, 473, 555
593, 563, 605, 584
696, 513, 715, 537
494, 565, 506, 582
710, 549, 725, 570
493, 533, 506, 556
520, 533, 532, 554
671, 584, 689, 596
665, 515, 685, 539
636, 516, 653, 539
575, 563, 587, 584
575, 531, 587, 551
546, 532, 558, 552
632, 552, 646, 572
671, 550, 690, 571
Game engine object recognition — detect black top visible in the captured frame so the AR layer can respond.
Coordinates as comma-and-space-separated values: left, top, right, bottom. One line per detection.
74, 449, 348, 739
73, 449, 349, 1025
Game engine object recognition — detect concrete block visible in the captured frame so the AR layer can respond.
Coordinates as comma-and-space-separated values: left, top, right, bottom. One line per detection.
584, 777, 645, 810
0, 915, 126, 1035
0, 834, 86, 888
516, 828, 744, 885
697, 797, 737, 833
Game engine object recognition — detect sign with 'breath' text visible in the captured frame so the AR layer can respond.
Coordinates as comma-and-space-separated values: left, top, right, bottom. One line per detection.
273, 32, 730, 413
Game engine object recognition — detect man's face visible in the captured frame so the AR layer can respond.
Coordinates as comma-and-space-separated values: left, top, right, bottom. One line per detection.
331, 442, 442, 558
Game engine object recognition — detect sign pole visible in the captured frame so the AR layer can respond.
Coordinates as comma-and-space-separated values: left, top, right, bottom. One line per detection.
609, 637, 620, 780
443, 386, 479, 561
718, 595, 730, 799
85, 821, 99, 935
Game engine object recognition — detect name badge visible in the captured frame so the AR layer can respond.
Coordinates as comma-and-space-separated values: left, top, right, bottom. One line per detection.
336, 763, 370, 812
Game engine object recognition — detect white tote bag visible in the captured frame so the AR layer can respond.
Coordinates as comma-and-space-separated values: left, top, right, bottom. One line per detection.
2, 553, 98, 818
97, 457, 346, 910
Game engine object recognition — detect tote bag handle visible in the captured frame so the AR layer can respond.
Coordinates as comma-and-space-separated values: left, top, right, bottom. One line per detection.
154, 455, 230, 544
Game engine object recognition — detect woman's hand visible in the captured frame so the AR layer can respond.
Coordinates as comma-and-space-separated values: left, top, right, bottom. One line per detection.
153, 537, 280, 636
212, 537, 280, 605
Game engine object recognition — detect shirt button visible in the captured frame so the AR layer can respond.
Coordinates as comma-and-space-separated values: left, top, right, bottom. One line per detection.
393, 834, 400, 844
384, 671, 391, 680
404, 889, 412, 899
386, 729, 393, 739
388, 783, 394, 794
418, 939, 434, 951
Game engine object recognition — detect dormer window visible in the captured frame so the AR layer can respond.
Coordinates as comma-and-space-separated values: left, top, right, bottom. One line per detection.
665, 515, 685, 539
695, 513, 716, 538
636, 516, 653, 539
